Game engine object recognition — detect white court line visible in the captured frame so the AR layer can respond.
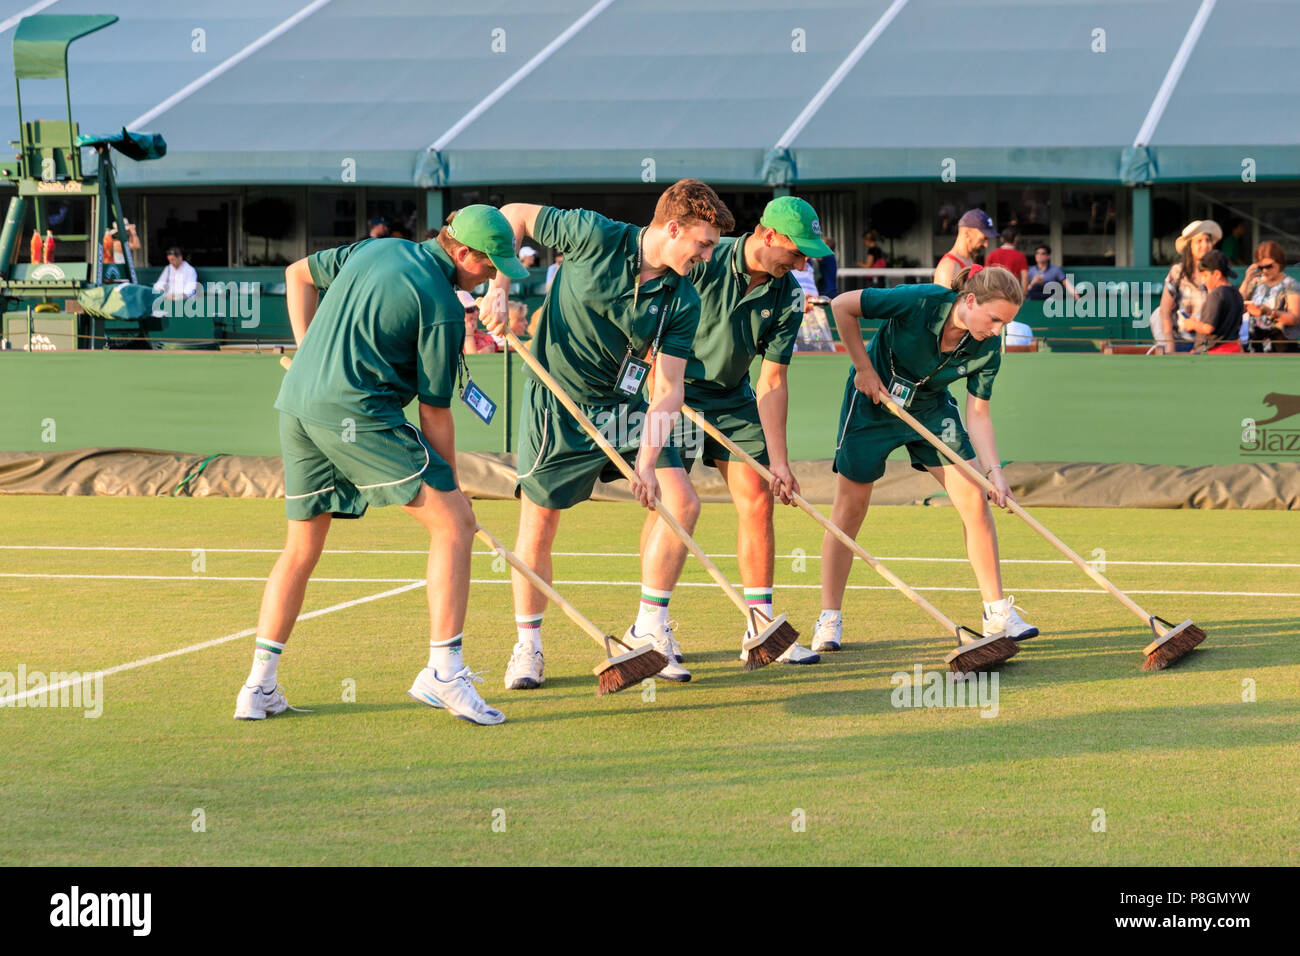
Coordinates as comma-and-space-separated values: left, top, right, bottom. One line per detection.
0, 581, 423, 708
1, 571, 1293, 599
3, 545, 1296, 569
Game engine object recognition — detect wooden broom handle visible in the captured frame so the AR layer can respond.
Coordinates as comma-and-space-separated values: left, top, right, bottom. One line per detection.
682, 404, 961, 637
880, 396, 1153, 625
474, 524, 617, 650
503, 329, 752, 617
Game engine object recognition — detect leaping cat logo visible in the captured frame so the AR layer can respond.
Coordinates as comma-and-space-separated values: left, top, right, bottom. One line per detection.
1257, 393, 1300, 426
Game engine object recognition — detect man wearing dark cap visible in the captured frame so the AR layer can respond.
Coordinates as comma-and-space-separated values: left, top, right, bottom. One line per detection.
1188, 250, 1245, 353
364, 216, 390, 240
934, 209, 999, 288
235, 204, 529, 726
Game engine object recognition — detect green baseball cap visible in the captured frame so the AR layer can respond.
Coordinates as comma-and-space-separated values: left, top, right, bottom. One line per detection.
760, 196, 833, 258
444, 204, 530, 280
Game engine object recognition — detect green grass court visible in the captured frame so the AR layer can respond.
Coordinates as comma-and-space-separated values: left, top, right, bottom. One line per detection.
2, 496, 1296, 866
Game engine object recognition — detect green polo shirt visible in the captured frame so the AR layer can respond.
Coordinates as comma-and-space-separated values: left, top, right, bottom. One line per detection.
862, 284, 1001, 408
529, 207, 701, 406
685, 233, 804, 396
275, 237, 466, 431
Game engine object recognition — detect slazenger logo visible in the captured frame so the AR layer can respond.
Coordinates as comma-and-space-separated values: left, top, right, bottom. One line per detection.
1241, 393, 1300, 457
50, 886, 151, 936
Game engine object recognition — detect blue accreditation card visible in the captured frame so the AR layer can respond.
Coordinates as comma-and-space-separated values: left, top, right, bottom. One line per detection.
460, 380, 497, 425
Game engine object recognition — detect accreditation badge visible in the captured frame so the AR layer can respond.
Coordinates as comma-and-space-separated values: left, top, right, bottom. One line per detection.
888, 373, 918, 409
614, 350, 651, 397
460, 379, 497, 424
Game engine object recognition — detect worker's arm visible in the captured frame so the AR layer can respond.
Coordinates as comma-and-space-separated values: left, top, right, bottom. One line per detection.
755, 359, 799, 504
831, 291, 885, 402
285, 258, 319, 347
418, 403, 458, 487
965, 395, 1011, 509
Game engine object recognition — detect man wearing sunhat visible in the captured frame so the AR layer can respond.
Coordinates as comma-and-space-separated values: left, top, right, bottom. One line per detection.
235, 204, 529, 726
934, 209, 999, 288
673, 196, 832, 664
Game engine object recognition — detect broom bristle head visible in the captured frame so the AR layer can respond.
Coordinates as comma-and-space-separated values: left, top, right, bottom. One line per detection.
595, 645, 669, 695
1142, 623, 1206, 671
743, 617, 799, 671
947, 635, 1019, 673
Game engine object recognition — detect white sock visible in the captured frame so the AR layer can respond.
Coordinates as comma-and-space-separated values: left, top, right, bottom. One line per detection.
247, 638, 285, 690
818, 609, 842, 625
636, 586, 672, 633
428, 634, 464, 676
745, 588, 774, 634
984, 598, 1008, 616
515, 614, 543, 651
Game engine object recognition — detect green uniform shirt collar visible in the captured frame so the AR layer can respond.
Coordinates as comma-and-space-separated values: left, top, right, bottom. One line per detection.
929, 291, 974, 353
421, 239, 459, 284
731, 232, 775, 299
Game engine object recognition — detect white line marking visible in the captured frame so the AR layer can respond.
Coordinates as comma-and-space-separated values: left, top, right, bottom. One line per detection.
0, 0, 61, 35
1133, 0, 1216, 147
4, 545, 1297, 569
127, 0, 332, 130
427, 0, 615, 151
1, 571, 1290, 599
0, 581, 423, 708
773, 0, 909, 150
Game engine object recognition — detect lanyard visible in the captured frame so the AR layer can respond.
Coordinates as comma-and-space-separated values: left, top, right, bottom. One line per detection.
631, 228, 671, 359
887, 314, 970, 390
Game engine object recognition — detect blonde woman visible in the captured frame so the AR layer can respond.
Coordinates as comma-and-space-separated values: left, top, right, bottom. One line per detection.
814, 266, 1037, 651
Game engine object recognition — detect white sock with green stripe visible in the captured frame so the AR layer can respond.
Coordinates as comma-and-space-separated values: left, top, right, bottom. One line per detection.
428, 633, 464, 676
247, 638, 285, 690
516, 614, 543, 651
745, 588, 774, 634
635, 586, 672, 633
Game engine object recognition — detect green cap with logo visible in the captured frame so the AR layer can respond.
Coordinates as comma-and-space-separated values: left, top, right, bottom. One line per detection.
760, 196, 833, 259
444, 204, 530, 280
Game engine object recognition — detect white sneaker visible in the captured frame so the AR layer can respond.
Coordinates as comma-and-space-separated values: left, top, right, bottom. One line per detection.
408, 666, 505, 725
983, 596, 1039, 642
664, 620, 684, 663
234, 683, 289, 720
740, 638, 821, 665
503, 641, 545, 690
811, 615, 842, 652
621, 624, 691, 682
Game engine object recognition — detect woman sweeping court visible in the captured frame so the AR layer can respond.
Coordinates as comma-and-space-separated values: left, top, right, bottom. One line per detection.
814, 266, 1038, 651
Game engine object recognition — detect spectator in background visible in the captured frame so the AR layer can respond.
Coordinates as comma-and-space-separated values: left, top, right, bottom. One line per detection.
101, 221, 141, 282
1186, 251, 1244, 353
1004, 318, 1035, 347
152, 246, 198, 303
816, 236, 839, 297
1026, 245, 1079, 302
1240, 240, 1299, 353
545, 252, 563, 291
489, 300, 531, 350
985, 227, 1029, 293
933, 209, 998, 287
460, 290, 499, 354
791, 258, 819, 310
1155, 220, 1219, 353
1220, 219, 1249, 266
860, 231, 887, 287
518, 245, 539, 269
364, 216, 390, 240
389, 223, 410, 240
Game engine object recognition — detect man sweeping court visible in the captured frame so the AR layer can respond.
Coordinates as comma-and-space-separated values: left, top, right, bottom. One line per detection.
235, 205, 528, 726
483, 180, 735, 688
677, 196, 830, 665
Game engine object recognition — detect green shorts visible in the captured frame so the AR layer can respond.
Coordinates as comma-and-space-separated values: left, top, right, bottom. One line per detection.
682, 382, 769, 473
832, 375, 975, 484
280, 412, 456, 520
515, 378, 684, 510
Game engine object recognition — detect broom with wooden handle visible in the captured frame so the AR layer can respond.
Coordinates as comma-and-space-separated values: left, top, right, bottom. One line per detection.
474, 525, 667, 694
502, 327, 798, 669
681, 404, 1016, 672
880, 397, 1205, 670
